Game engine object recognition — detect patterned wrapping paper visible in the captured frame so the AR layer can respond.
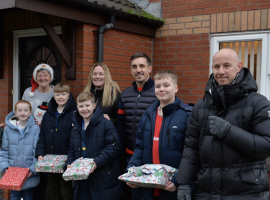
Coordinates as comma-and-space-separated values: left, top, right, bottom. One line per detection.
35, 154, 68, 173
118, 164, 178, 189
0, 167, 30, 191
63, 158, 94, 181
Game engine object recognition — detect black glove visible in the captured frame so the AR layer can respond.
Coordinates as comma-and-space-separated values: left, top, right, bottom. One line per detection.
177, 185, 191, 200
209, 116, 231, 139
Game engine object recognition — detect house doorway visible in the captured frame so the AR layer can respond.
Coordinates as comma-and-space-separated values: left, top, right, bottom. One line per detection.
19, 35, 62, 99
13, 27, 62, 107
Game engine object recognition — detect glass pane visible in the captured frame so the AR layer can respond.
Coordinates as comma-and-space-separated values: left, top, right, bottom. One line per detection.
28, 46, 57, 67
219, 41, 262, 85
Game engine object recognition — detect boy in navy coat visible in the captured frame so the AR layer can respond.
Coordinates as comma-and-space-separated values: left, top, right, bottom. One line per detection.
127, 70, 193, 200
36, 83, 76, 200
66, 92, 123, 200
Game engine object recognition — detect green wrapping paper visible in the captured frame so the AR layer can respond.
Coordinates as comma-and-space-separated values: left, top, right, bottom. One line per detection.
63, 158, 94, 181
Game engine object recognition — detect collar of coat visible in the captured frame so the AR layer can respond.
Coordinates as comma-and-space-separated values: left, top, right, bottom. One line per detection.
146, 96, 193, 117
132, 78, 154, 92
204, 68, 258, 112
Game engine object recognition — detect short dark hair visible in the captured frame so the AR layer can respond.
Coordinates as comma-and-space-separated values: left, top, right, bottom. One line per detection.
130, 52, 151, 66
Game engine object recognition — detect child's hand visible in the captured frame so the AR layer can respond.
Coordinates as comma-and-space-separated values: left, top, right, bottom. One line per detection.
103, 114, 110, 121
126, 182, 138, 188
38, 156, 44, 161
164, 181, 176, 192
67, 165, 72, 169
89, 161, 97, 174
27, 168, 31, 177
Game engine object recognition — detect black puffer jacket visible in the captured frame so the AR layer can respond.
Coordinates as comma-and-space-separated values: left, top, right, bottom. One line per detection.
177, 68, 270, 200
36, 93, 77, 157
90, 85, 120, 126
116, 78, 156, 152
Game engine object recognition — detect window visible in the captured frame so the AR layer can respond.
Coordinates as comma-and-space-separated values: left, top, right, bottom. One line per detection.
210, 32, 269, 100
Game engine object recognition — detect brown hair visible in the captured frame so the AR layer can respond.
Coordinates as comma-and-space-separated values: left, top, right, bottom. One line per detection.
154, 70, 178, 85
15, 100, 32, 111
76, 92, 95, 104
84, 62, 120, 107
54, 82, 70, 93
130, 52, 151, 66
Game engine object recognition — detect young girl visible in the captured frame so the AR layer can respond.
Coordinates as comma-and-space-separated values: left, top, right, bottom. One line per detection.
0, 100, 40, 200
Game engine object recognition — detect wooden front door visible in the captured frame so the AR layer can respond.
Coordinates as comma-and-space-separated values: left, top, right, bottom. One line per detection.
19, 35, 62, 99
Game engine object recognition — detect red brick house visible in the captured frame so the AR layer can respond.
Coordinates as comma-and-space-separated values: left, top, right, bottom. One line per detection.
1, 0, 270, 199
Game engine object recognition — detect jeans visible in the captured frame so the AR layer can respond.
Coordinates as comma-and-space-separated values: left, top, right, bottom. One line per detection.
126, 154, 144, 200
11, 188, 33, 200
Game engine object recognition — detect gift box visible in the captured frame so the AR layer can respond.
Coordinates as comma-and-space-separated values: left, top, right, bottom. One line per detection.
63, 158, 94, 181
118, 164, 178, 189
0, 167, 30, 191
35, 154, 68, 173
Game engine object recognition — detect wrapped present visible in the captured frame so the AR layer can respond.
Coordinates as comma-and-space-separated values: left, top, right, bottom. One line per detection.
35, 154, 68, 173
118, 164, 178, 189
0, 167, 30, 191
63, 158, 94, 181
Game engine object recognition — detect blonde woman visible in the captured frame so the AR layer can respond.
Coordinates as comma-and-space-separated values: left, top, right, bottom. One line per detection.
84, 62, 121, 125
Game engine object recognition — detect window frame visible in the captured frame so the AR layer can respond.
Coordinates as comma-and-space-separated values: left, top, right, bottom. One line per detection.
210, 31, 269, 99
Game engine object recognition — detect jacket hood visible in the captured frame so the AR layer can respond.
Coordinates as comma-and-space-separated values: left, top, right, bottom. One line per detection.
5, 111, 37, 130
204, 68, 257, 114
48, 92, 77, 114
73, 105, 104, 131
146, 96, 193, 116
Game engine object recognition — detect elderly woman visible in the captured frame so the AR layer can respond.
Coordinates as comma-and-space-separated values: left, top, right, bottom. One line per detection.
22, 63, 54, 113
84, 62, 121, 125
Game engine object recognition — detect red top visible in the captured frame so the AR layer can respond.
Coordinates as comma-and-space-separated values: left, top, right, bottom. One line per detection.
152, 108, 163, 196
137, 87, 143, 91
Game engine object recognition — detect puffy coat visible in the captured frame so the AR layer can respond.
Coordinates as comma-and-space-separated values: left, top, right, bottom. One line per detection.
36, 93, 77, 157
90, 85, 120, 126
177, 68, 270, 200
116, 78, 156, 152
65, 105, 123, 200
127, 97, 193, 200
0, 111, 40, 189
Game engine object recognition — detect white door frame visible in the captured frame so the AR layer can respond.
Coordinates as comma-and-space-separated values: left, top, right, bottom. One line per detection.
210, 31, 269, 99
12, 27, 62, 107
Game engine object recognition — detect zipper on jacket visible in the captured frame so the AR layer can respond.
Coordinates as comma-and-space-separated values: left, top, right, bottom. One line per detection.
166, 128, 170, 146
133, 90, 141, 146
52, 117, 56, 154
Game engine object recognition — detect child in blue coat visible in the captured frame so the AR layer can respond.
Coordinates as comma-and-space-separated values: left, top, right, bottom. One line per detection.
127, 70, 193, 200
65, 92, 123, 200
0, 100, 40, 200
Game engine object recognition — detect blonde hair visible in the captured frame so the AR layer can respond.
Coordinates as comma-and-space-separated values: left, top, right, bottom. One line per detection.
154, 70, 178, 85
54, 82, 70, 93
84, 62, 120, 107
15, 100, 32, 111
77, 92, 95, 104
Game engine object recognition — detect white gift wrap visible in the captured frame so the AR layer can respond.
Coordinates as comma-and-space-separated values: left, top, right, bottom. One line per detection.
118, 164, 178, 189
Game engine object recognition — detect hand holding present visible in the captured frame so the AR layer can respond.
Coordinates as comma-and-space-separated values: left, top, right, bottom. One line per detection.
38, 156, 43, 162
164, 181, 176, 192
67, 165, 72, 169
89, 161, 97, 174
126, 182, 138, 188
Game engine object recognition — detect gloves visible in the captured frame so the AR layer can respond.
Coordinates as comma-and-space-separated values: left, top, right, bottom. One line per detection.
177, 185, 191, 200
209, 116, 231, 139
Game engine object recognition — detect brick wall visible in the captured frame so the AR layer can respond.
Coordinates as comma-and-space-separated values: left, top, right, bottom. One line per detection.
153, 0, 270, 103
70, 23, 153, 100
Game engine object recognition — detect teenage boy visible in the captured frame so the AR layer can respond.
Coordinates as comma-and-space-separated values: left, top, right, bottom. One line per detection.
127, 70, 193, 200
65, 92, 123, 200
36, 82, 77, 200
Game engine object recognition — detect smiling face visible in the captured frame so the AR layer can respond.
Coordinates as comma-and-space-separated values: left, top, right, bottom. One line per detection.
155, 77, 178, 105
54, 92, 70, 107
15, 103, 32, 122
92, 66, 105, 89
131, 57, 152, 87
77, 100, 96, 120
36, 70, 51, 88
212, 49, 242, 85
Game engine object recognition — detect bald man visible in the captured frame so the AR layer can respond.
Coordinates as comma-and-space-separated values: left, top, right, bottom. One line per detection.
177, 48, 270, 200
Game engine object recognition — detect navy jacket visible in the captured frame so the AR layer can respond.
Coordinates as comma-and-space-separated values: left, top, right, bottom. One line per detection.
127, 97, 193, 200
36, 93, 77, 157
66, 105, 123, 200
